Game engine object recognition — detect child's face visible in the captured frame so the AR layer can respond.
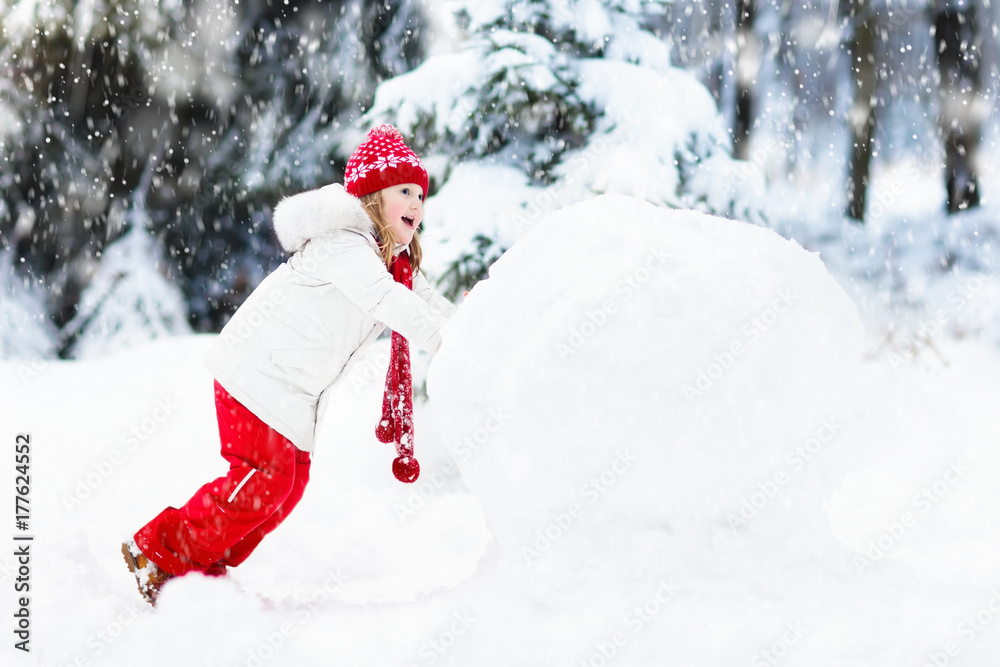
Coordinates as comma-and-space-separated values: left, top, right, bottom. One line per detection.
381, 183, 424, 246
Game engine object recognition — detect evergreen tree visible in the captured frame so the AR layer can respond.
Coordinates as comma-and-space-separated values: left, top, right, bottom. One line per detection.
60, 200, 191, 359
0, 246, 58, 359
0, 0, 187, 334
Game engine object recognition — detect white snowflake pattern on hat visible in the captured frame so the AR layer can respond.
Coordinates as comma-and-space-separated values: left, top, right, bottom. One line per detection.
346, 152, 424, 184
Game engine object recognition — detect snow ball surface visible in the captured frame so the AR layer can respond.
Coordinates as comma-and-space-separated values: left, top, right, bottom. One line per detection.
428, 194, 864, 556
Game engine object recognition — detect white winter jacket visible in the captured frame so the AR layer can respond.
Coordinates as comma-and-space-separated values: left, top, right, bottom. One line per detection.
203, 183, 457, 453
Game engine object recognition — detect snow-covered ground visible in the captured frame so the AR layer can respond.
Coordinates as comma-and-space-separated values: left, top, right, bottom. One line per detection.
2, 191, 999, 666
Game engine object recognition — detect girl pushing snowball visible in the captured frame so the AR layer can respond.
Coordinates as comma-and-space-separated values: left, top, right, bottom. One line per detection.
123, 125, 456, 605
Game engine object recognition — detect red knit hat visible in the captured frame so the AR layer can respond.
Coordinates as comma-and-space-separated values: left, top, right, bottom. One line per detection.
344, 124, 428, 198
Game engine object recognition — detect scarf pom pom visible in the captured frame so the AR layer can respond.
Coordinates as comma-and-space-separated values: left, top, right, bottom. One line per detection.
392, 456, 420, 483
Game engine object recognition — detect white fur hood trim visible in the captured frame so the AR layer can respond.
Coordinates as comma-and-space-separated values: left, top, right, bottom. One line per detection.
272, 183, 375, 253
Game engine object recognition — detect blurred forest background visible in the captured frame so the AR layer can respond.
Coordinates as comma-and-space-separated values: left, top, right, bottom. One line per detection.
1, 0, 997, 359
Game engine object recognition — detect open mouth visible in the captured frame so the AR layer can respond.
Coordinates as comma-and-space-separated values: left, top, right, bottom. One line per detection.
401, 216, 415, 228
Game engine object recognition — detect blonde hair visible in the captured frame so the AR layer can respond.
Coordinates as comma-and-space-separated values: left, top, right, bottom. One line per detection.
359, 189, 423, 274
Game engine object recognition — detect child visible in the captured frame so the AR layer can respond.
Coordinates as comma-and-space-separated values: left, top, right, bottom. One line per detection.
122, 125, 456, 605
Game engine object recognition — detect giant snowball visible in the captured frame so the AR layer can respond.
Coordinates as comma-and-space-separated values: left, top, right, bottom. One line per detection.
427, 195, 863, 562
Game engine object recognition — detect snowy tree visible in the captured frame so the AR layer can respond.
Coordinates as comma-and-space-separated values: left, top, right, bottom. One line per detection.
0, 247, 58, 360
732, 0, 759, 161
933, 0, 985, 213
60, 200, 191, 359
0, 0, 193, 344
844, 0, 878, 222
835, 0, 990, 220
357, 0, 769, 298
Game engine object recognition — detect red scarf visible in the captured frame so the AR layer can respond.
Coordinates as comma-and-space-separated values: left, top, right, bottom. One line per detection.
375, 250, 420, 483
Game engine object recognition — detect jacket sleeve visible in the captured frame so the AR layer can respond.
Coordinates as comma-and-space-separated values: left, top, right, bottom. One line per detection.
412, 270, 458, 318
292, 231, 451, 353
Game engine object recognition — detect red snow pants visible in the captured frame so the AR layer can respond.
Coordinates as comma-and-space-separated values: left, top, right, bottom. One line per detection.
134, 380, 311, 576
